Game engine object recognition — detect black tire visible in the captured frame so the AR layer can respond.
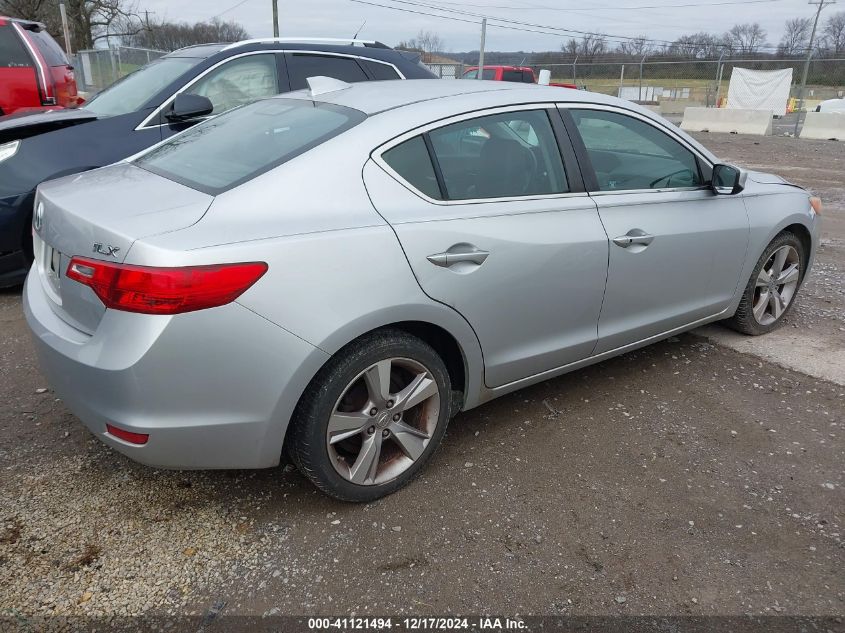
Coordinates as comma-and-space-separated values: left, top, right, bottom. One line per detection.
726, 231, 805, 336
288, 329, 451, 502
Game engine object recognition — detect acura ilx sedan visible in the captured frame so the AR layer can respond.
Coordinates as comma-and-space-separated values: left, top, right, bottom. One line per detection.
25, 78, 821, 501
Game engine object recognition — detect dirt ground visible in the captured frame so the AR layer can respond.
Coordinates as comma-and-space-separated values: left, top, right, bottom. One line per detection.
0, 133, 842, 628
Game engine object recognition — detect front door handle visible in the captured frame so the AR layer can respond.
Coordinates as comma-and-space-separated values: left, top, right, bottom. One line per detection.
613, 232, 654, 248
427, 245, 489, 268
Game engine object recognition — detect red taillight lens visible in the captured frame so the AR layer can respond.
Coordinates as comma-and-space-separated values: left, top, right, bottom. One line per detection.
105, 423, 149, 445
66, 257, 268, 315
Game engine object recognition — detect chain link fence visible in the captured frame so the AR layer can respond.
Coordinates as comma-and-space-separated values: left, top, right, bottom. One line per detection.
429, 57, 844, 115
72, 47, 167, 95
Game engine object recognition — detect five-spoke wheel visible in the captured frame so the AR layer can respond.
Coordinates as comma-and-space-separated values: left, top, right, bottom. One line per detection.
289, 330, 451, 502
728, 231, 805, 335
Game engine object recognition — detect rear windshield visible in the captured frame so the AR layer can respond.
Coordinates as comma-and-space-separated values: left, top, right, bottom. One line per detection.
135, 98, 366, 195
28, 29, 68, 66
0, 25, 32, 67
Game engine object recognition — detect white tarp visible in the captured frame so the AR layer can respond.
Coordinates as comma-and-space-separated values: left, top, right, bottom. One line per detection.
727, 67, 793, 116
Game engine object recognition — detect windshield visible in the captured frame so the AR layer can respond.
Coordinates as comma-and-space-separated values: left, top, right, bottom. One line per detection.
135, 98, 366, 195
83, 57, 200, 117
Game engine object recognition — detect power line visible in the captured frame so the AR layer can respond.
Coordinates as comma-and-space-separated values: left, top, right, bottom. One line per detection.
211, 0, 254, 20
354, 0, 799, 51
423, 0, 786, 10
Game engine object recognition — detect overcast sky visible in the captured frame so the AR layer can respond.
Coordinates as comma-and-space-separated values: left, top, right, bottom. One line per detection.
136, 0, 838, 52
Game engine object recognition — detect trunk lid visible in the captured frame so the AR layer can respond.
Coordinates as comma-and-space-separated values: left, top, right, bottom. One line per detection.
32, 163, 214, 334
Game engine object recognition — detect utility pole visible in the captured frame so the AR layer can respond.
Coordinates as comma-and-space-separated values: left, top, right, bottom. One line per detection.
794, 0, 835, 136
272, 0, 280, 38
58, 0, 72, 55
477, 18, 486, 80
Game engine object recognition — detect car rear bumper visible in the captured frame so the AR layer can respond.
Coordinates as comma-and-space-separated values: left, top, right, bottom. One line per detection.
23, 269, 329, 469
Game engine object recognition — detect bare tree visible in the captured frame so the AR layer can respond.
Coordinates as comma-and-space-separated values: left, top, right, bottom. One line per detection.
560, 34, 607, 61
0, 0, 142, 49
778, 17, 812, 56
617, 35, 652, 58
822, 10, 845, 56
127, 17, 249, 51
666, 32, 720, 58
724, 22, 767, 55
396, 30, 444, 63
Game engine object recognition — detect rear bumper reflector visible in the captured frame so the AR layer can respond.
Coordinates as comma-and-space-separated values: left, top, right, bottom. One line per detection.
106, 423, 149, 445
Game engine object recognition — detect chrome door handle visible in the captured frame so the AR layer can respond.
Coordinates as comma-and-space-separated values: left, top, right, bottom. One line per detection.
613, 233, 654, 248
427, 249, 489, 267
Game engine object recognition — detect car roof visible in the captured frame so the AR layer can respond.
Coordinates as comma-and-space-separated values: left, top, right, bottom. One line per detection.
0, 16, 46, 30
282, 78, 615, 115
163, 39, 417, 64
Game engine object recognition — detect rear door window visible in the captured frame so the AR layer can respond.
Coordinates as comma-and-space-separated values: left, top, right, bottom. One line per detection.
502, 70, 523, 83
286, 53, 368, 91
428, 109, 568, 200
28, 29, 68, 66
0, 25, 32, 67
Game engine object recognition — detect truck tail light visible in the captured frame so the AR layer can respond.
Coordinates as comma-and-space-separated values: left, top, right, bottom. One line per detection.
66, 257, 268, 315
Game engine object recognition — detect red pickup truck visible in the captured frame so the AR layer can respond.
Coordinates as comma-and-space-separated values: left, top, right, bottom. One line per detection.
0, 16, 81, 116
462, 65, 578, 89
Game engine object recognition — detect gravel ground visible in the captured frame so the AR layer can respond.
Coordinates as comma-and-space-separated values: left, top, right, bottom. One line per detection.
0, 133, 843, 628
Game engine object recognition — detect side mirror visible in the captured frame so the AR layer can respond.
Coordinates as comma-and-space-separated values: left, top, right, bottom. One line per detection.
165, 93, 213, 123
711, 163, 746, 195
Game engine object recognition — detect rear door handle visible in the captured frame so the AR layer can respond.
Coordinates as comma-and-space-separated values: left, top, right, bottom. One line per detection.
613, 232, 654, 248
427, 247, 489, 267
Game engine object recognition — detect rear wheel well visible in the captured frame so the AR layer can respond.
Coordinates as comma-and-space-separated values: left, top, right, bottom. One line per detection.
388, 321, 467, 402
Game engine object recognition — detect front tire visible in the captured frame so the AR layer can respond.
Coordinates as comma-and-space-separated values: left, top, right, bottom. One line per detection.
288, 329, 451, 502
726, 231, 805, 336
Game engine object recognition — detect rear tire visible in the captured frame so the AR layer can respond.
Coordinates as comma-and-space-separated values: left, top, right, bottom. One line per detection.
726, 231, 805, 336
288, 329, 451, 502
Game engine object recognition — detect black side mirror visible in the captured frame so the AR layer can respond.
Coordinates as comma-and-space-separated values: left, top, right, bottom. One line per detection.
711, 163, 746, 195
165, 93, 214, 123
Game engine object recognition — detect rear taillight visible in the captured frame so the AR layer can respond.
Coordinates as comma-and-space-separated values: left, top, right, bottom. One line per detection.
66, 257, 268, 315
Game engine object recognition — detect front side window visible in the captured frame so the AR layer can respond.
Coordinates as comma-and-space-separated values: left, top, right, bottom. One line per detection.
570, 109, 702, 191
429, 109, 568, 200
84, 57, 200, 116
286, 54, 368, 91
188, 54, 279, 115
136, 99, 365, 194
0, 25, 32, 67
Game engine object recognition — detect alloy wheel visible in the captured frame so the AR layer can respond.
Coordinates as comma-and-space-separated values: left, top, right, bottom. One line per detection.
752, 245, 800, 326
326, 357, 441, 485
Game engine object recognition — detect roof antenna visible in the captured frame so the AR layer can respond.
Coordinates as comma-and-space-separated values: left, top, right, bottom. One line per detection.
352, 19, 366, 43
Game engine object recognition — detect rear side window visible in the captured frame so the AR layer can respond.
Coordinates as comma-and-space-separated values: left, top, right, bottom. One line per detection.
382, 136, 440, 199
28, 29, 68, 66
462, 68, 496, 80
502, 70, 523, 83
286, 54, 368, 91
0, 25, 32, 67
361, 60, 400, 80
136, 99, 366, 194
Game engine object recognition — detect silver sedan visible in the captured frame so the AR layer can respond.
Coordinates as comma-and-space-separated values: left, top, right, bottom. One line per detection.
24, 79, 821, 501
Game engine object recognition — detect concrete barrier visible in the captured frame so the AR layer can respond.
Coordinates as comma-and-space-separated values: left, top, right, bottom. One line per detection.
680, 107, 773, 135
799, 112, 845, 141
